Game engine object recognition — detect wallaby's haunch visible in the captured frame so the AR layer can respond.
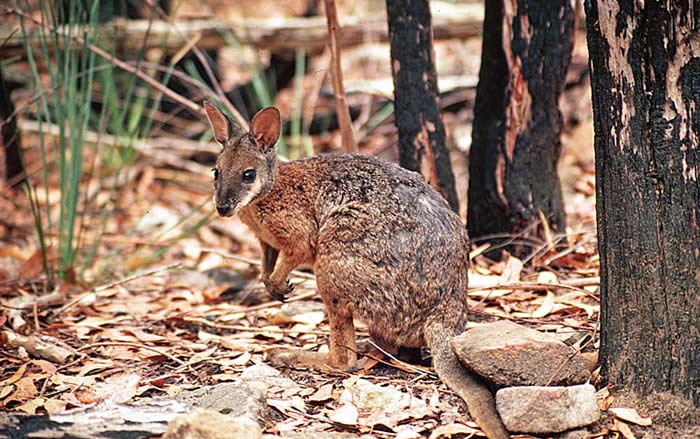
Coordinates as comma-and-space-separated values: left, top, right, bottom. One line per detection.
204, 102, 510, 439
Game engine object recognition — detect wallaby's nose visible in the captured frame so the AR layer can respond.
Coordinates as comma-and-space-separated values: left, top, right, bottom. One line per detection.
216, 202, 233, 217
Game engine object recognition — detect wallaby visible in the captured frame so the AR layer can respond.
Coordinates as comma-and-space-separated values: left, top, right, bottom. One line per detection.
204, 102, 510, 439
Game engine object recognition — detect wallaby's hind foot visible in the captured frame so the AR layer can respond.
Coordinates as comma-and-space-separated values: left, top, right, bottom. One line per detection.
267, 348, 356, 372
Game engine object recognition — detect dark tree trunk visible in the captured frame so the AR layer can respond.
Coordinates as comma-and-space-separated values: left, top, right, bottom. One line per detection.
0, 65, 24, 189
468, 0, 573, 251
386, 0, 459, 212
586, 1, 700, 407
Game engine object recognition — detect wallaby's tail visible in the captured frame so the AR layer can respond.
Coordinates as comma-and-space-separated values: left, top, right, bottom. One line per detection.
425, 321, 510, 439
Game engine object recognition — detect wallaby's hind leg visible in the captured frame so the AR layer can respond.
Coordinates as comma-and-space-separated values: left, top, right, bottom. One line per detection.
267, 287, 356, 371
322, 293, 357, 369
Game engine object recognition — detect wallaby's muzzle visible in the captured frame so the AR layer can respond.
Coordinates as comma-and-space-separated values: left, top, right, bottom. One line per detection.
216, 200, 235, 217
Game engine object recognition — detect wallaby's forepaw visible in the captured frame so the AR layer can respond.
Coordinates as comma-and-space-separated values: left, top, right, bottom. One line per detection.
263, 278, 294, 302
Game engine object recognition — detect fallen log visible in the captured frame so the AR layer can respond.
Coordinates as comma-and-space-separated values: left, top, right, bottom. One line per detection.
1, 3, 484, 57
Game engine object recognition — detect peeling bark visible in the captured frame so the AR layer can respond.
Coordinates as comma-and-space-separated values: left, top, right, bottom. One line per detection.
386, 0, 459, 212
586, 0, 700, 406
468, 0, 573, 253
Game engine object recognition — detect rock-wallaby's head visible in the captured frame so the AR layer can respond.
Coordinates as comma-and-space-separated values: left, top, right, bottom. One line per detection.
204, 102, 281, 217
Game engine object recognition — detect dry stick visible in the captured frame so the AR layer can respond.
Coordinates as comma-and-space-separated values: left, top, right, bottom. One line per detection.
77, 341, 186, 366
199, 247, 316, 280
323, 0, 357, 152
54, 263, 182, 317
303, 48, 331, 154
242, 290, 317, 313
470, 281, 599, 301
545, 334, 595, 386
364, 338, 435, 376
19, 120, 214, 175
182, 317, 332, 336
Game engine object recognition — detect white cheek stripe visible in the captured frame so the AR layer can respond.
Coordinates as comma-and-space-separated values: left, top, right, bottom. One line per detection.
235, 179, 262, 213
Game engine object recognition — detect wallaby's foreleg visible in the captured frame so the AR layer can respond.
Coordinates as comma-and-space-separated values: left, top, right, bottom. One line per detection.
260, 242, 279, 279
262, 249, 304, 302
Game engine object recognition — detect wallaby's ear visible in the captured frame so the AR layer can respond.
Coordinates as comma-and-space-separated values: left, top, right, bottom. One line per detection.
251, 107, 281, 151
203, 101, 231, 145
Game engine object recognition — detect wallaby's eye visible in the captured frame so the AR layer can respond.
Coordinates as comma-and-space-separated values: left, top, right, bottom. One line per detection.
241, 169, 256, 184
212, 168, 219, 180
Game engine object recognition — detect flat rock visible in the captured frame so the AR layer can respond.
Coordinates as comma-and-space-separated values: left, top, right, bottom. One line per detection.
239, 363, 296, 389
555, 428, 592, 439
175, 381, 267, 423
451, 320, 591, 387
165, 409, 262, 439
496, 384, 601, 433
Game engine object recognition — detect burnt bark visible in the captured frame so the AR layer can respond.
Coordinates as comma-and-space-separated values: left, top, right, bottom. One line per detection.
468, 0, 573, 251
586, 1, 700, 408
0, 65, 24, 188
386, 0, 459, 212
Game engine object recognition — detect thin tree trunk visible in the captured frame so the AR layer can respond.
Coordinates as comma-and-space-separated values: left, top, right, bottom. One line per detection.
324, 0, 357, 153
385, 0, 458, 212
468, 0, 573, 252
586, 0, 700, 408
0, 65, 24, 189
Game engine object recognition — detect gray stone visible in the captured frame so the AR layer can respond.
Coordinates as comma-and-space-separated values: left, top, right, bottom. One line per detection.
496, 384, 601, 433
239, 363, 295, 388
175, 382, 267, 422
165, 409, 262, 439
555, 428, 592, 439
451, 320, 591, 387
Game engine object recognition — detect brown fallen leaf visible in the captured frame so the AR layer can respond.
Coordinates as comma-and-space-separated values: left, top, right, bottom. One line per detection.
613, 418, 637, 439
125, 328, 168, 343
428, 422, 480, 439
44, 398, 68, 414
0, 362, 28, 386
531, 291, 556, 318
609, 407, 652, 426
16, 396, 45, 414
18, 246, 57, 279
6, 376, 38, 404
308, 383, 334, 403
93, 373, 141, 403
328, 402, 359, 426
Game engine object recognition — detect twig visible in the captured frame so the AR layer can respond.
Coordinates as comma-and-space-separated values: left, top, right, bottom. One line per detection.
241, 290, 318, 312
181, 317, 332, 336
77, 341, 186, 366
545, 334, 595, 386
54, 263, 182, 317
303, 48, 331, 154
19, 120, 216, 175
469, 281, 599, 301
323, 0, 357, 152
199, 247, 316, 280
363, 339, 436, 377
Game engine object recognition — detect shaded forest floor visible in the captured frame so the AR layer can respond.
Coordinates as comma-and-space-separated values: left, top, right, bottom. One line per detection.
1, 4, 696, 438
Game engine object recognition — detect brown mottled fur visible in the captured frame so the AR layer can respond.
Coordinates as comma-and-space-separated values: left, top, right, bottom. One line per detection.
204, 103, 510, 439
